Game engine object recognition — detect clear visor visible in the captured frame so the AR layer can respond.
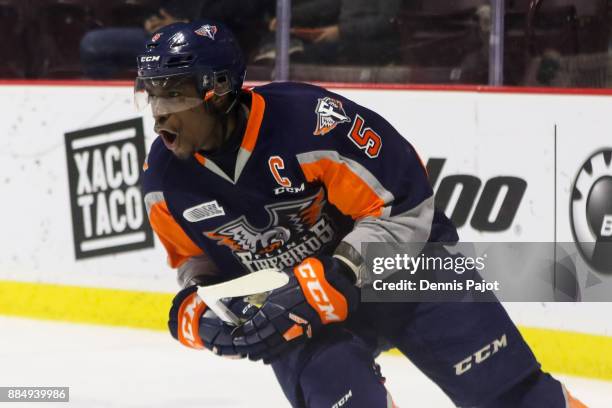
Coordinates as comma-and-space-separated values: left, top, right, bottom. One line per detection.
134, 74, 205, 115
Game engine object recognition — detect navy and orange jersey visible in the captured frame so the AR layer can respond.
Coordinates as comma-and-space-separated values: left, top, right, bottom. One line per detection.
143, 82, 457, 287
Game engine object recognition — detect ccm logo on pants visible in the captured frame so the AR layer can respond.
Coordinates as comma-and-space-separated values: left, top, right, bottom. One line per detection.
454, 334, 508, 376
332, 390, 352, 408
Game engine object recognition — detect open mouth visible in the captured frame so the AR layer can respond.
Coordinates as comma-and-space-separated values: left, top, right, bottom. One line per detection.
159, 129, 178, 150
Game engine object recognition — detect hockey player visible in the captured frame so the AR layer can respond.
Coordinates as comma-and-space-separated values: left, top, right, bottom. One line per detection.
136, 21, 587, 407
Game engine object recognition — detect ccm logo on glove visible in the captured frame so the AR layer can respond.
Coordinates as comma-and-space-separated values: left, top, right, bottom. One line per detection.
178, 292, 207, 349
295, 258, 348, 324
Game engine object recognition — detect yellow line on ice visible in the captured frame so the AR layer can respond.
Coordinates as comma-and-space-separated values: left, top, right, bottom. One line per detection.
1, 280, 611, 380
0, 280, 171, 330
518, 327, 612, 381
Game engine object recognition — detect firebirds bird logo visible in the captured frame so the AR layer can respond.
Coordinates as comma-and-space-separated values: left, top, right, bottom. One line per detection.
314, 97, 350, 136
205, 189, 337, 273
194, 24, 218, 40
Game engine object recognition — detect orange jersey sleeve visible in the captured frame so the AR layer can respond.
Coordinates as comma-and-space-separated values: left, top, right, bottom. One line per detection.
148, 198, 204, 268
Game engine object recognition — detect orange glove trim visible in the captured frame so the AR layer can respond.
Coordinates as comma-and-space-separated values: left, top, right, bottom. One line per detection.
177, 292, 207, 349
283, 324, 304, 341
294, 258, 348, 324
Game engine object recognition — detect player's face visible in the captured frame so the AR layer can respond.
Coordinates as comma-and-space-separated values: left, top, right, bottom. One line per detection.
148, 79, 221, 160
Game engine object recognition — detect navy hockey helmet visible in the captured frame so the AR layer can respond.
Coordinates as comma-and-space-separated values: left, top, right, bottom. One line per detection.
135, 20, 246, 114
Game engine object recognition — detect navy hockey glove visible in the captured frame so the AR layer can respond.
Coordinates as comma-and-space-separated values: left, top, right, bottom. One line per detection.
233, 256, 359, 363
168, 285, 257, 358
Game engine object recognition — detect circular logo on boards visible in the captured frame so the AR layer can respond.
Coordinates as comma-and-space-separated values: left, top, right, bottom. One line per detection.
570, 149, 612, 274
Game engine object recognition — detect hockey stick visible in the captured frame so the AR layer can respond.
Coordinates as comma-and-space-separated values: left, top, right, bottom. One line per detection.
197, 268, 289, 325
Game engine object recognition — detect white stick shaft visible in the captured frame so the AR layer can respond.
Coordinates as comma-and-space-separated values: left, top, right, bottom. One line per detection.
197, 268, 289, 324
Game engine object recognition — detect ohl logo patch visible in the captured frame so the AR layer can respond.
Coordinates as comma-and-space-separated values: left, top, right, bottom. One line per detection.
570, 149, 612, 274
314, 97, 350, 136
205, 189, 336, 273
194, 24, 217, 40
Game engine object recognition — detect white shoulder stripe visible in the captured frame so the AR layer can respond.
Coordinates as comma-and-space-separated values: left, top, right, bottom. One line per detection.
144, 191, 165, 215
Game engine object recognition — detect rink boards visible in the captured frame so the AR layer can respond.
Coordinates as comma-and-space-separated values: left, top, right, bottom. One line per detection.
1, 81, 611, 380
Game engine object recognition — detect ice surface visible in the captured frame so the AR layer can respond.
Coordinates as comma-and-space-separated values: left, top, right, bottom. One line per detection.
0, 317, 609, 407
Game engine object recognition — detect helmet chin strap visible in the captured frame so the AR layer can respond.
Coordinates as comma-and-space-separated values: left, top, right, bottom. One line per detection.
203, 91, 243, 152
223, 95, 239, 115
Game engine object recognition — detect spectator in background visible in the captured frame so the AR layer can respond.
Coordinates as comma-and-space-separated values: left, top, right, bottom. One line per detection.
523, 49, 570, 87
456, 4, 491, 84
257, 0, 401, 66
332, 0, 402, 65
197, 0, 273, 62
80, 0, 202, 78
80, 0, 269, 79
253, 0, 341, 63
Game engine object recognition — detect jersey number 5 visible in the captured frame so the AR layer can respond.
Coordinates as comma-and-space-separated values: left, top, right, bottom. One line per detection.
348, 114, 382, 158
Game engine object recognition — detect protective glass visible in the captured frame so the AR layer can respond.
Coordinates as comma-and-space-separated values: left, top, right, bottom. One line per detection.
134, 74, 205, 115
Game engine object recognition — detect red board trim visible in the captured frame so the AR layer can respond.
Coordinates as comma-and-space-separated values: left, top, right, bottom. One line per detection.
2, 79, 612, 96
